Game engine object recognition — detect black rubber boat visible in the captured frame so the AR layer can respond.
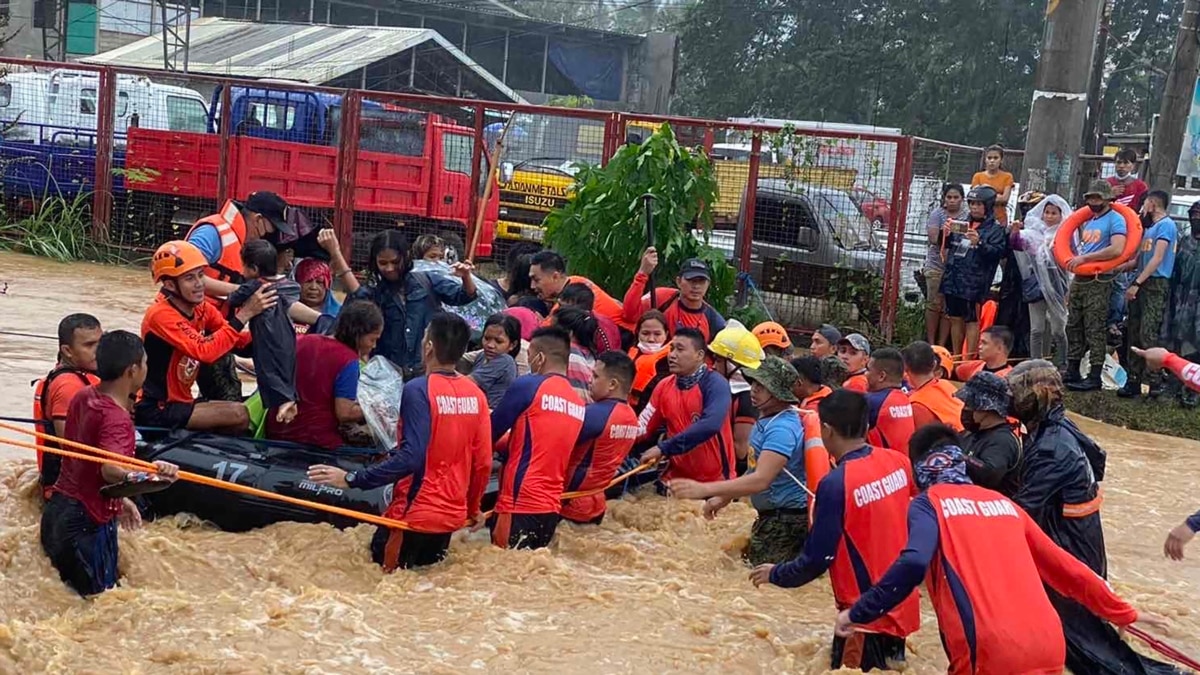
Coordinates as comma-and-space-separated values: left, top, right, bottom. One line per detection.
137, 430, 397, 532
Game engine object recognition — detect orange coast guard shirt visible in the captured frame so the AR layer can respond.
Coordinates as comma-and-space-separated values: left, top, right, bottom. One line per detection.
637, 368, 735, 483
346, 372, 492, 533
770, 445, 920, 639
866, 387, 916, 455
850, 483, 1139, 675
561, 397, 639, 523
490, 373, 586, 515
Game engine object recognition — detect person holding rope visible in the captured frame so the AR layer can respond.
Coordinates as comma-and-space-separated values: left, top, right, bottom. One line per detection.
560, 351, 640, 526
748, 389, 918, 672
489, 326, 586, 549
669, 357, 825, 565
307, 313, 491, 570
33, 313, 102, 496
1128, 346, 1200, 561
837, 424, 1166, 675
1007, 359, 1180, 673
41, 330, 179, 597
955, 372, 1021, 497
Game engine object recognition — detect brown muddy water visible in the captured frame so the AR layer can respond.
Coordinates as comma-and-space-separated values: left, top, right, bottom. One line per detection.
1, 250, 1199, 673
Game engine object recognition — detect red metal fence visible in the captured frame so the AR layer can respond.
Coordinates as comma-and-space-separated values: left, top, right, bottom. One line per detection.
0, 57, 1116, 341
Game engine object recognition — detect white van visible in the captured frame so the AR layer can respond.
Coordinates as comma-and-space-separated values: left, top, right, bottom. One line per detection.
0, 69, 208, 145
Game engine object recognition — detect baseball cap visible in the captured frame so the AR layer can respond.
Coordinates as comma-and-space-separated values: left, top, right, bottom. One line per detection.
678, 258, 711, 281
743, 356, 800, 404
1083, 179, 1114, 201
837, 333, 871, 355
244, 191, 294, 238
955, 371, 1012, 415
815, 323, 842, 345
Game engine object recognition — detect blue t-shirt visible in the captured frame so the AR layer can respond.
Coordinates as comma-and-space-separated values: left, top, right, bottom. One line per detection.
333, 360, 360, 400
187, 224, 224, 265
1140, 215, 1178, 279
748, 409, 808, 511
1078, 208, 1127, 256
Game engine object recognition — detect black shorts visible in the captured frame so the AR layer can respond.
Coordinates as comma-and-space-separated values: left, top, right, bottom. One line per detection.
831, 632, 906, 671
489, 512, 560, 549
370, 527, 452, 571
562, 512, 605, 526
40, 492, 120, 597
943, 296, 978, 322
134, 399, 195, 429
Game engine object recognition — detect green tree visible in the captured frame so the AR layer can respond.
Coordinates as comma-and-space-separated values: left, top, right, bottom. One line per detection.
1099, 0, 1182, 135
543, 123, 735, 313
673, 0, 1197, 149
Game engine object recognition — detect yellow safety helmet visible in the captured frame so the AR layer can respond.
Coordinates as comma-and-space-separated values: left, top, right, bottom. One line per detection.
707, 319, 764, 369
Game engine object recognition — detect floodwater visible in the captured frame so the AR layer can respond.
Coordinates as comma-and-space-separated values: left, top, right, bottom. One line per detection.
1, 249, 1200, 673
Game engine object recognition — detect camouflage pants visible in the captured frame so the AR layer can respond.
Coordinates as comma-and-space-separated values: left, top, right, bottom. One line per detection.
197, 352, 243, 402
745, 510, 809, 566
1066, 274, 1114, 366
1127, 277, 1169, 382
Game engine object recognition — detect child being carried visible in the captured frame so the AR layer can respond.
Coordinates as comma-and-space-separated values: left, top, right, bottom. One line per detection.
228, 239, 299, 424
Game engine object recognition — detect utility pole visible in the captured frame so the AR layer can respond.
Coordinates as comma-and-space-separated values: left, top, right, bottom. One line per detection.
1147, 0, 1200, 192
1081, 0, 1113, 156
1020, 0, 1104, 202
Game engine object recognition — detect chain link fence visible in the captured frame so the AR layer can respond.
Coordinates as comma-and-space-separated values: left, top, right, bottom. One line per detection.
5, 56, 1128, 341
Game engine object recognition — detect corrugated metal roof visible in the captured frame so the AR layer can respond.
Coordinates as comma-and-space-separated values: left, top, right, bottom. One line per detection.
81, 18, 525, 102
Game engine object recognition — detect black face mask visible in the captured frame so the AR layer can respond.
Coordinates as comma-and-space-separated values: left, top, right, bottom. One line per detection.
1190, 215, 1200, 237
960, 408, 981, 433
1140, 213, 1155, 228
1088, 203, 1107, 214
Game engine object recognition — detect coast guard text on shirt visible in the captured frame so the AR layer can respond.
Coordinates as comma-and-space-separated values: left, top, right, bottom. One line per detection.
436, 395, 482, 415
940, 496, 1021, 519
542, 394, 586, 421
853, 467, 910, 508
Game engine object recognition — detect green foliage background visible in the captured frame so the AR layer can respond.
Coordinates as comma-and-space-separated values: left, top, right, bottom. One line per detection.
543, 123, 735, 314
673, 0, 1183, 147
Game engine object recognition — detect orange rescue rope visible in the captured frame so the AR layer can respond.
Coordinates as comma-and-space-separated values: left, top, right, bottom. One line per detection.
0, 421, 416, 531
0, 422, 658, 531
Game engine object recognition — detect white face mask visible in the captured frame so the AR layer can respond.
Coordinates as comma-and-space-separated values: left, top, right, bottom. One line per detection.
638, 341, 666, 354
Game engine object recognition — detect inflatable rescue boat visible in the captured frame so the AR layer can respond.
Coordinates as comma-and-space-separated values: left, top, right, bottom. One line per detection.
137, 430, 395, 532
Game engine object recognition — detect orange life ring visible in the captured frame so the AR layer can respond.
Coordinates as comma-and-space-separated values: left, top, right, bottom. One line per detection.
1052, 202, 1143, 275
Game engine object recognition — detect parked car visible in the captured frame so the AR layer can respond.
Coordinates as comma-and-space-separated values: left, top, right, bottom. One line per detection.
849, 185, 892, 228
724, 179, 887, 326
1169, 194, 1200, 233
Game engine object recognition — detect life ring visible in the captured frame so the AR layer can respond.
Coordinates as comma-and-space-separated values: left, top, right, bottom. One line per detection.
1052, 202, 1143, 275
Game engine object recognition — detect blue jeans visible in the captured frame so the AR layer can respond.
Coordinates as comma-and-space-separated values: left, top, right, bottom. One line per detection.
1108, 271, 1132, 328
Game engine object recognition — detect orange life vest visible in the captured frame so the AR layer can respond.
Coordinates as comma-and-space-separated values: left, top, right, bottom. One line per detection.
954, 360, 1013, 382
844, 372, 869, 393
186, 200, 248, 286
908, 378, 965, 431
628, 346, 669, 409
31, 366, 95, 495
800, 385, 832, 413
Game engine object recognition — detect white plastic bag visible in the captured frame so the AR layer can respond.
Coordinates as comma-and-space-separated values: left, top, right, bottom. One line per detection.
358, 356, 404, 451
412, 260, 508, 336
